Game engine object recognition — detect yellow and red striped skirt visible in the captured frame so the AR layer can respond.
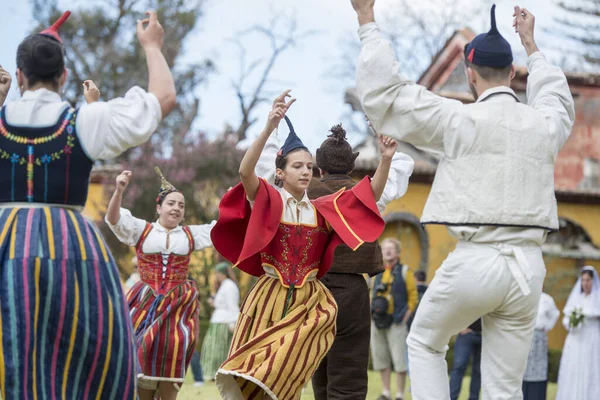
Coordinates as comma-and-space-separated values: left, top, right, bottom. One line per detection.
216, 274, 337, 400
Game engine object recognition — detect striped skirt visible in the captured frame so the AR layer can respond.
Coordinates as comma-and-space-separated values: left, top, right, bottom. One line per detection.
216, 275, 337, 400
127, 279, 199, 388
0, 207, 137, 400
201, 322, 234, 381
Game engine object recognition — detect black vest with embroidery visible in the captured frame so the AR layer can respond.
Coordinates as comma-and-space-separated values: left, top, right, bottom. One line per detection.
0, 106, 93, 206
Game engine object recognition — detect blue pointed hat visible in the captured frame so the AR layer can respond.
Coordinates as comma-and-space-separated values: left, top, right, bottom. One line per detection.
278, 115, 308, 156
464, 4, 513, 68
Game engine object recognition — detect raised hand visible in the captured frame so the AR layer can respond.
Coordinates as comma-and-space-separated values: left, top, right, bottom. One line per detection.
379, 135, 397, 159
136, 10, 164, 50
350, 0, 376, 25
265, 90, 296, 134
513, 6, 539, 55
83, 80, 100, 104
0, 65, 12, 97
350, 0, 375, 13
116, 170, 132, 190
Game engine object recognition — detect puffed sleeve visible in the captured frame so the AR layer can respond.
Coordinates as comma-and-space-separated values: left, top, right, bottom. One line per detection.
76, 86, 162, 160
104, 207, 147, 246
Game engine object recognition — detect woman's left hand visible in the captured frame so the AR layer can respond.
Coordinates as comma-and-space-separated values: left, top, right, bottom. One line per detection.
83, 80, 101, 104
0, 65, 12, 97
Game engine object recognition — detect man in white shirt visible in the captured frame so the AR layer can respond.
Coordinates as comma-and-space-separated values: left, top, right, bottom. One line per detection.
349, 1, 575, 399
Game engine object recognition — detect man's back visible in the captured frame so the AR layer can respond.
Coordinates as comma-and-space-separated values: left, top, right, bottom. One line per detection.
421, 87, 564, 229
356, 26, 574, 230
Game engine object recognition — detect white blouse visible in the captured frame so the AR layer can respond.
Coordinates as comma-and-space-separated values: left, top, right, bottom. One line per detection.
249, 185, 317, 226
105, 208, 215, 254
4, 87, 162, 160
210, 279, 240, 326
535, 292, 560, 332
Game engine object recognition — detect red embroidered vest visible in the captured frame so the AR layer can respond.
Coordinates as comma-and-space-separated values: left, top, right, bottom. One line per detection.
135, 223, 194, 295
260, 213, 330, 288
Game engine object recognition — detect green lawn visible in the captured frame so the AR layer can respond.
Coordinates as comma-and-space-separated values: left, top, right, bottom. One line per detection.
179, 371, 558, 399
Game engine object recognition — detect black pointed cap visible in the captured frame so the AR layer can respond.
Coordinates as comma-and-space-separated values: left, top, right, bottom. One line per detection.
464, 4, 513, 68
278, 115, 308, 156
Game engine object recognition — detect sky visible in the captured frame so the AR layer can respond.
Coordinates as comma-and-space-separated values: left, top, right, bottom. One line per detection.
0, 0, 568, 150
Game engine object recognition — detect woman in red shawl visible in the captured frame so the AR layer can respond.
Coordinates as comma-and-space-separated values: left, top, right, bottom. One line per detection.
211, 90, 397, 399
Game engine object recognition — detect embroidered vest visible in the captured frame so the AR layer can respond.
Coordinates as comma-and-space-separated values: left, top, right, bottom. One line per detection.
0, 106, 93, 206
136, 223, 195, 295
260, 213, 330, 288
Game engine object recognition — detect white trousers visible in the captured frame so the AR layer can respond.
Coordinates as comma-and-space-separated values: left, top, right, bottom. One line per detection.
407, 241, 545, 400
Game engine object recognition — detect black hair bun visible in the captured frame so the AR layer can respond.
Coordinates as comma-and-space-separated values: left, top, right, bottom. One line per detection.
17, 34, 65, 81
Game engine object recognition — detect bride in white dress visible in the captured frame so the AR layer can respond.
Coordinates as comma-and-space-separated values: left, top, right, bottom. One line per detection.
556, 266, 600, 400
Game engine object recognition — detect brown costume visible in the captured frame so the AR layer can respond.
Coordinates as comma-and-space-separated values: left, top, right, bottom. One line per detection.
309, 175, 384, 400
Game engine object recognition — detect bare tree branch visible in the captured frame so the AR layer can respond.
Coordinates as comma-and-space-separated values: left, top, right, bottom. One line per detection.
558, 1, 600, 17
551, 0, 600, 68
231, 14, 319, 141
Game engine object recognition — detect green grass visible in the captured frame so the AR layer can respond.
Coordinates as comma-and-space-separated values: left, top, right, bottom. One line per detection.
179, 371, 558, 399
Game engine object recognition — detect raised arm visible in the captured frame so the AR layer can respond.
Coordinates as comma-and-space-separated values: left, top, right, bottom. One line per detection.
376, 151, 415, 213
239, 90, 295, 201
106, 170, 131, 225
136, 10, 177, 118
514, 6, 575, 155
75, 11, 177, 161
0, 64, 11, 107
105, 170, 147, 246
351, 0, 461, 156
254, 127, 281, 183
83, 80, 100, 104
370, 135, 397, 202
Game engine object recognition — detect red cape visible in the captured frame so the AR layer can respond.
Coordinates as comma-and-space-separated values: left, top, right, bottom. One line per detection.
210, 177, 384, 278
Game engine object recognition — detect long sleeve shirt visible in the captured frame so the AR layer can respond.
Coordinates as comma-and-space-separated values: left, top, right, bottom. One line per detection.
105, 208, 215, 253
356, 22, 575, 232
5, 87, 162, 160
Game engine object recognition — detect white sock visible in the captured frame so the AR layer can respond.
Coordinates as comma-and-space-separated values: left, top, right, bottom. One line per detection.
382, 389, 390, 397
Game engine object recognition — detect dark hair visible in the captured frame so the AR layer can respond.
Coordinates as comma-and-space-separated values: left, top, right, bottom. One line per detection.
157, 190, 183, 205
16, 34, 66, 90
582, 269, 594, 279
414, 270, 427, 282
581, 269, 594, 292
274, 147, 312, 187
463, 47, 511, 82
